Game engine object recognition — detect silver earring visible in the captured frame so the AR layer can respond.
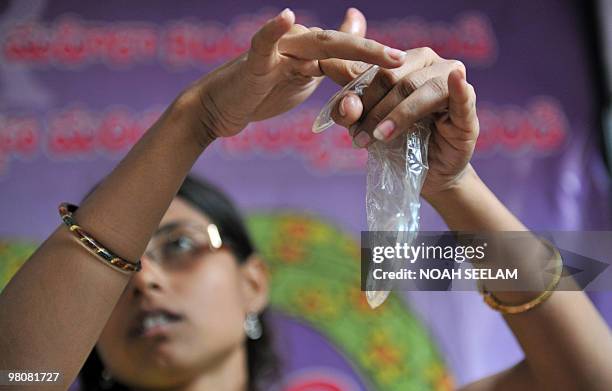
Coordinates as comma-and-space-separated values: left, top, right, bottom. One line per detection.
244, 312, 262, 340
100, 368, 114, 390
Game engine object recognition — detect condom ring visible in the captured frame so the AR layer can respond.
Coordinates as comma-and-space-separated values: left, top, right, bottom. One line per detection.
311, 64, 380, 133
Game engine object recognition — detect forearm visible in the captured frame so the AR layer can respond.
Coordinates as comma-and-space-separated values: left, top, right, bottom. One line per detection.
0, 93, 211, 389
426, 165, 612, 390
75, 93, 211, 259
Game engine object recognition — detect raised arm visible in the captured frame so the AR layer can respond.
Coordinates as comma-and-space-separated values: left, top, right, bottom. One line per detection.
0, 8, 407, 389
0, 82, 205, 391
428, 168, 612, 391
332, 49, 612, 390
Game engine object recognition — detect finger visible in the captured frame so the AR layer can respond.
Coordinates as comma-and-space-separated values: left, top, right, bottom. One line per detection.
356, 59, 465, 135
339, 7, 367, 35
288, 27, 326, 77
319, 8, 369, 85
372, 76, 450, 142
246, 8, 295, 75
287, 23, 312, 36
393, 59, 465, 98
278, 29, 406, 67
330, 93, 363, 129
287, 58, 326, 78
357, 47, 441, 116
447, 69, 478, 133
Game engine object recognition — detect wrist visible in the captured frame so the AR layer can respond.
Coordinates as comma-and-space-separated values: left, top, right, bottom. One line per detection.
423, 164, 480, 209
172, 87, 218, 150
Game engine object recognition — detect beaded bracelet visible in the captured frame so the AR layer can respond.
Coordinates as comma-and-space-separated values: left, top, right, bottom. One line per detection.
59, 203, 142, 274
478, 238, 562, 315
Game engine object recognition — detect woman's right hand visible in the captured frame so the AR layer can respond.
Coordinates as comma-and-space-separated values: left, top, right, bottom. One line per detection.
329, 47, 479, 199
176, 8, 408, 146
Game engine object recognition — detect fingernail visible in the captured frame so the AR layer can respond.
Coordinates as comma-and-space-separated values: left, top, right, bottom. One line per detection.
346, 8, 360, 34
340, 94, 359, 118
373, 119, 395, 140
384, 47, 406, 62
279, 8, 293, 19
354, 131, 371, 148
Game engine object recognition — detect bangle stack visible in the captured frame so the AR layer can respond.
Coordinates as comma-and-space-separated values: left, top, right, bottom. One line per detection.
478, 238, 563, 315
59, 202, 142, 274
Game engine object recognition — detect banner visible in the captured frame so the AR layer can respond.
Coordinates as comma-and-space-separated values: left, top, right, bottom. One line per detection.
1, 0, 610, 389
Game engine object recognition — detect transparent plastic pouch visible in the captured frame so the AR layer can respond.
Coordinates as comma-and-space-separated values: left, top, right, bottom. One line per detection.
364, 123, 430, 308
312, 65, 431, 308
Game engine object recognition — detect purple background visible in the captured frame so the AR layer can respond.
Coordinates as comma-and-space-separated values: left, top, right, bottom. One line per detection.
1, 0, 611, 388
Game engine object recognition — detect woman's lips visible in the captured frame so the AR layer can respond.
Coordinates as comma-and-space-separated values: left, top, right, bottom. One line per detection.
128, 309, 184, 338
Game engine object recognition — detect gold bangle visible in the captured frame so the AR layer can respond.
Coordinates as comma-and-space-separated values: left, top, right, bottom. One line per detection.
59, 203, 142, 274
478, 238, 562, 315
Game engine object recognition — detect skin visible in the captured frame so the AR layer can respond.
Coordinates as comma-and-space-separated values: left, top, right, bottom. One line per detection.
97, 198, 269, 391
0, 7, 611, 391
330, 47, 474, 197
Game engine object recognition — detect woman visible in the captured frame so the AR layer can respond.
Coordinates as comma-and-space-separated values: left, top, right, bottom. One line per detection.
78, 175, 282, 391
1, 7, 611, 391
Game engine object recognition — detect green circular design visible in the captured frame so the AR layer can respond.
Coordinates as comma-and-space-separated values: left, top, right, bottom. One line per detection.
246, 212, 452, 390
0, 241, 37, 292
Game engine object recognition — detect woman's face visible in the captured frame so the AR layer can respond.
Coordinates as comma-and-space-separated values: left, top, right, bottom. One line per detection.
96, 197, 268, 389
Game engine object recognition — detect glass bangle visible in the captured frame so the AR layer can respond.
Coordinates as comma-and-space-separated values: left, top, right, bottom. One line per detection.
59, 202, 142, 274
478, 238, 562, 315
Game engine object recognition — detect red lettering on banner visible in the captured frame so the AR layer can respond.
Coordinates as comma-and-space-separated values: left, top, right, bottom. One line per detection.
164, 22, 227, 66
4, 17, 158, 67
458, 14, 495, 62
105, 26, 157, 66
3, 23, 51, 62
369, 13, 496, 65
216, 107, 368, 172
97, 109, 136, 152
52, 19, 87, 66
216, 108, 368, 173
252, 120, 291, 153
217, 99, 568, 172
0, 117, 39, 156
0, 98, 569, 177
474, 106, 502, 152
499, 108, 532, 151
47, 107, 97, 156
476, 98, 568, 155
222, 129, 253, 155
291, 118, 320, 154
46, 106, 162, 159
0, 117, 40, 158
2, 12, 496, 69
530, 99, 567, 151
0, 116, 40, 173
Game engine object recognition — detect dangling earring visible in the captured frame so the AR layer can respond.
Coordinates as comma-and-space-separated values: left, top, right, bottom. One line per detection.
244, 312, 262, 340
100, 368, 115, 390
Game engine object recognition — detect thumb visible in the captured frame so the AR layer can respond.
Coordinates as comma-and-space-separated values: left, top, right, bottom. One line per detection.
319, 8, 370, 85
447, 69, 479, 134
339, 7, 366, 36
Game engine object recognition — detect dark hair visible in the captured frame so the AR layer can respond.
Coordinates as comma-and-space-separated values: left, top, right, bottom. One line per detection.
79, 175, 280, 391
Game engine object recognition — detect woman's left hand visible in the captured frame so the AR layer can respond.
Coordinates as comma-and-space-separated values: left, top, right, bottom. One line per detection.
330, 47, 479, 199
180, 8, 406, 144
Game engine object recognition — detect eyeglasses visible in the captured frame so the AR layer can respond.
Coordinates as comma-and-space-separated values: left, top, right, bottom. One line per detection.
143, 221, 224, 268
